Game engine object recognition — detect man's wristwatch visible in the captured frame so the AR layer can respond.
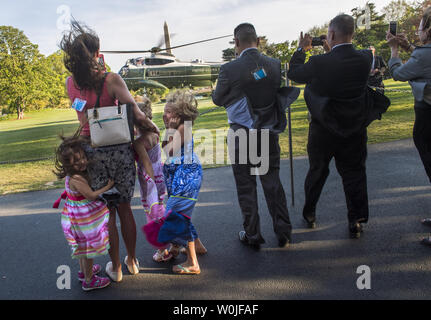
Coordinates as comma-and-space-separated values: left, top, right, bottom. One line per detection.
297, 47, 303, 53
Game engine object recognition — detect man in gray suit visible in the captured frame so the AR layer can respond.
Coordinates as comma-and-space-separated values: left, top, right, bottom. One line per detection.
212, 23, 292, 249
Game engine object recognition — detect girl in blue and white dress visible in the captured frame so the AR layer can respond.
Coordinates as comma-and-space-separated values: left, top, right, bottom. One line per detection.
158, 90, 207, 275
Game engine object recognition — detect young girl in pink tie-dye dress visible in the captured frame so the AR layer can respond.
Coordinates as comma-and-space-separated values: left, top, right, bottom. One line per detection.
135, 97, 171, 262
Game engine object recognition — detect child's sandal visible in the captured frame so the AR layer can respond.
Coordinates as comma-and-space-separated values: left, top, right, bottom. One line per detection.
153, 250, 173, 262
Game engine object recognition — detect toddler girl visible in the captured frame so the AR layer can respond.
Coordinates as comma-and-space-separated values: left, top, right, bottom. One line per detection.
134, 96, 172, 262
158, 90, 207, 274
53, 135, 113, 291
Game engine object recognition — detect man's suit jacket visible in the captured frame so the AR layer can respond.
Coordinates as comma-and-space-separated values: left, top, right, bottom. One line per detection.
212, 48, 299, 133
288, 44, 390, 137
212, 48, 281, 110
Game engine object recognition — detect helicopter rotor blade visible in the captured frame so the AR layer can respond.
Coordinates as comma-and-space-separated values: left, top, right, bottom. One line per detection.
163, 34, 232, 51
100, 49, 153, 54
101, 34, 232, 54
156, 33, 177, 48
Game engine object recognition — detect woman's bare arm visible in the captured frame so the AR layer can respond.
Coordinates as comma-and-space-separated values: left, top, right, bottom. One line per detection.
106, 73, 159, 134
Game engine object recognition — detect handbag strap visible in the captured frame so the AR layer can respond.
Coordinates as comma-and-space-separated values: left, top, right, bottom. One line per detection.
74, 73, 107, 136
94, 73, 123, 115
94, 73, 108, 109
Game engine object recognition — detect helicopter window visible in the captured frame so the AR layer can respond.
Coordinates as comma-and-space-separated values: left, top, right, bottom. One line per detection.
144, 58, 173, 66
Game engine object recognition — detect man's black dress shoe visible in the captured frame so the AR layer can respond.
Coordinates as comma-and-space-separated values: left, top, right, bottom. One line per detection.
278, 237, 291, 248
349, 222, 363, 239
304, 218, 316, 229
238, 231, 261, 250
422, 219, 431, 227
421, 236, 431, 246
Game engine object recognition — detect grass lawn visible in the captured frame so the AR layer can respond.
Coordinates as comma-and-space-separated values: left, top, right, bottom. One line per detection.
0, 79, 416, 195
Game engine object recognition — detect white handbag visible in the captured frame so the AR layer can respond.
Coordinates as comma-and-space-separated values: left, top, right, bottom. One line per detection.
86, 74, 134, 148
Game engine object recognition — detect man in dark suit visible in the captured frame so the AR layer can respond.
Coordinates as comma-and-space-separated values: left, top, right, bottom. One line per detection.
212, 23, 292, 249
288, 14, 373, 238
368, 46, 388, 94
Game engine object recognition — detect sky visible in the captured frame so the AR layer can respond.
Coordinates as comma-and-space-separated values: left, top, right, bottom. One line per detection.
0, 0, 394, 71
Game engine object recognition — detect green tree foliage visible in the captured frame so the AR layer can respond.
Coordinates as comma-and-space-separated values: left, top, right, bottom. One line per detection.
301, 0, 431, 64
131, 87, 169, 103
221, 37, 297, 68
44, 50, 71, 108
264, 41, 298, 65
393, 0, 431, 46
351, 2, 391, 60
0, 26, 70, 119
0, 26, 47, 118
222, 47, 235, 61
382, 0, 412, 22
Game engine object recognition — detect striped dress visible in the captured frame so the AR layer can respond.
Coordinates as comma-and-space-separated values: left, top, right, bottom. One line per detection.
60, 176, 110, 259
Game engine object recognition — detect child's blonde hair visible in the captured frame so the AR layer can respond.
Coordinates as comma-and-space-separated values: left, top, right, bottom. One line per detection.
165, 90, 199, 123
136, 95, 152, 120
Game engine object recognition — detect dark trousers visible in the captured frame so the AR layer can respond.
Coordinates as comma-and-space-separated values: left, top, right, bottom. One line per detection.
228, 125, 292, 244
303, 121, 369, 224
413, 102, 431, 182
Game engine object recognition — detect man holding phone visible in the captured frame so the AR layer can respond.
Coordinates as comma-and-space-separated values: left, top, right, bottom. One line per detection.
387, 8, 431, 246
288, 14, 375, 239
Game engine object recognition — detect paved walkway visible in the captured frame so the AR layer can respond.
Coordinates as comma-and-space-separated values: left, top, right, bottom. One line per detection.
1, 139, 431, 300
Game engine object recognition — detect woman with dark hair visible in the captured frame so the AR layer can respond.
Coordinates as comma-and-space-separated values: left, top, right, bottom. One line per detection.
61, 20, 158, 281
387, 7, 431, 246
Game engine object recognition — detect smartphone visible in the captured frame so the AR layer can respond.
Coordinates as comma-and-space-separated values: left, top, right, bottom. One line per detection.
311, 37, 323, 46
389, 21, 397, 36
98, 53, 106, 72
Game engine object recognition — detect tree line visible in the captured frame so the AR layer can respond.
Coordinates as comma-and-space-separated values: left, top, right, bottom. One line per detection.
0, 0, 430, 119
0, 26, 71, 119
223, 0, 431, 68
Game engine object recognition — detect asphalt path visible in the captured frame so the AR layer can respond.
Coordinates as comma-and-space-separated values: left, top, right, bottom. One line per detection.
1, 138, 431, 300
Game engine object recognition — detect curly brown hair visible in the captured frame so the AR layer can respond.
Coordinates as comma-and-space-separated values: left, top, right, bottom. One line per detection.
53, 134, 90, 180
165, 90, 199, 123
60, 20, 104, 91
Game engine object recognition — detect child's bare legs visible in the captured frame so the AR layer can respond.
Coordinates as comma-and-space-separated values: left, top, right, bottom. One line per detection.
79, 257, 94, 282
180, 238, 207, 255
173, 240, 200, 273
194, 238, 207, 254
169, 243, 181, 258
134, 137, 155, 180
